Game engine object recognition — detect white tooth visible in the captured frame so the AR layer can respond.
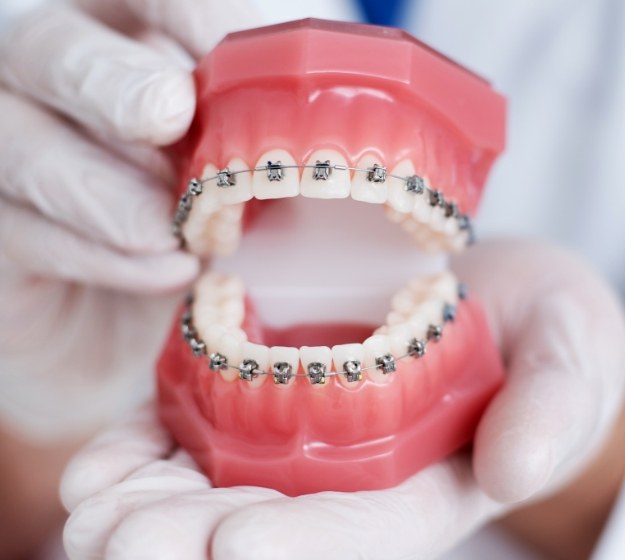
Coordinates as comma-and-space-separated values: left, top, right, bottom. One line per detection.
385, 311, 407, 326
215, 331, 244, 382
269, 346, 300, 385
205, 325, 227, 351
213, 157, 253, 205
363, 335, 393, 383
384, 204, 407, 224
300, 149, 350, 199
219, 299, 245, 328
193, 304, 220, 335
411, 182, 433, 223
430, 205, 447, 233
300, 346, 332, 385
388, 323, 414, 357
241, 342, 270, 387
428, 272, 459, 304
253, 150, 299, 199
407, 314, 430, 340
351, 155, 388, 204
182, 170, 222, 257
388, 159, 417, 213
391, 289, 415, 313
332, 343, 364, 387
373, 325, 389, 335
444, 213, 460, 236
409, 301, 444, 327
219, 275, 245, 299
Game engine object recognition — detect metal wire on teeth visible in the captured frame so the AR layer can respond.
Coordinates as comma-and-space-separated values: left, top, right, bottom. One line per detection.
172, 162, 474, 245
179, 282, 467, 385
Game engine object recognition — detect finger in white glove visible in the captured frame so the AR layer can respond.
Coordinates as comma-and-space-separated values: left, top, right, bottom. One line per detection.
0, 5, 194, 145
454, 240, 625, 502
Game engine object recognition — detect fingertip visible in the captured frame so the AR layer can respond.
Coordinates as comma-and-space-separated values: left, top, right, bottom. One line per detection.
474, 418, 554, 503
140, 68, 195, 146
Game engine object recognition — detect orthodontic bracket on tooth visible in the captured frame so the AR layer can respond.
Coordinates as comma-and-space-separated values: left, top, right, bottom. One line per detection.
172, 162, 474, 246
181, 288, 465, 385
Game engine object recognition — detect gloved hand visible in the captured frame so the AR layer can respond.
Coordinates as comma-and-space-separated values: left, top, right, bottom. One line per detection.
61, 239, 625, 560
0, 0, 258, 442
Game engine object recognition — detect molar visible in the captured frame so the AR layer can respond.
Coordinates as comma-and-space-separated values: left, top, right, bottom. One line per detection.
351, 155, 388, 204
252, 149, 300, 199
300, 346, 332, 386
301, 149, 350, 199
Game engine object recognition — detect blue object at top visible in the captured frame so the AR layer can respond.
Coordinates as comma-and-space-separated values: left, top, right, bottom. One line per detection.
356, 0, 409, 26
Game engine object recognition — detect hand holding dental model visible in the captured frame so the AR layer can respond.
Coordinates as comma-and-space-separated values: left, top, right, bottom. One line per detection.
0, 0, 256, 555
60, 18, 625, 560
61, 240, 625, 559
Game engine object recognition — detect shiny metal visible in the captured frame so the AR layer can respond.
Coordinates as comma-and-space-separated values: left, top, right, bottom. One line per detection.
313, 160, 332, 181
188, 178, 203, 196
429, 190, 444, 207
217, 168, 236, 187
427, 324, 443, 342
266, 161, 284, 182
366, 164, 387, 183
444, 201, 458, 218
189, 337, 206, 357
442, 303, 457, 322
307, 362, 327, 384
272, 362, 292, 384
458, 282, 468, 300
407, 338, 426, 358
239, 359, 260, 381
209, 352, 228, 371
405, 174, 425, 194
376, 353, 396, 374
343, 360, 362, 382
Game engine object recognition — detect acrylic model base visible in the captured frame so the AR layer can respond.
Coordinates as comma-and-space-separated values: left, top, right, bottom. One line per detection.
157, 19, 507, 496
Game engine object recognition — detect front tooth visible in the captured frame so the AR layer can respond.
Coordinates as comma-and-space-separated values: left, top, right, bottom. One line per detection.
241, 342, 269, 387
351, 155, 388, 204
212, 157, 253, 205
252, 150, 299, 199
215, 331, 245, 382
332, 343, 364, 387
301, 149, 350, 199
269, 346, 300, 385
300, 346, 332, 386
387, 159, 417, 213
363, 335, 393, 384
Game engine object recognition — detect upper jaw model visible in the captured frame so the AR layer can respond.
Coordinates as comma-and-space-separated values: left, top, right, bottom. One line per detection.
158, 19, 507, 496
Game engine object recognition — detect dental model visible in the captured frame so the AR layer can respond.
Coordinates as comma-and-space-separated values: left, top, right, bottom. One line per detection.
158, 19, 506, 496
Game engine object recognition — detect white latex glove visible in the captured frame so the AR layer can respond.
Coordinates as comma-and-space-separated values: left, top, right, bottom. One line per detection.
61, 240, 625, 559
0, 0, 259, 442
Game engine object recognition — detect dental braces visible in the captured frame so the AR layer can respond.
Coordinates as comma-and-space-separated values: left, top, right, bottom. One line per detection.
172, 162, 474, 245
180, 283, 467, 385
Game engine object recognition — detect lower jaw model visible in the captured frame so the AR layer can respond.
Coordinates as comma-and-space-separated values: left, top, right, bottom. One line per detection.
157, 19, 507, 496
